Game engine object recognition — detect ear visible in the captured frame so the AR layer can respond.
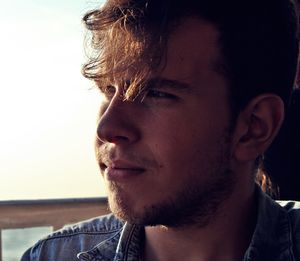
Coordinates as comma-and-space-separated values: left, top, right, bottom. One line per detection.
233, 94, 284, 162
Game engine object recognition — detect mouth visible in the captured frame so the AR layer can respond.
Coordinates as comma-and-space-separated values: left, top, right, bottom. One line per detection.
100, 161, 145, 182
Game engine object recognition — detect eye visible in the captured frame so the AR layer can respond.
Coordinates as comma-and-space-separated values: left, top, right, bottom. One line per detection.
145, 89, 177, 99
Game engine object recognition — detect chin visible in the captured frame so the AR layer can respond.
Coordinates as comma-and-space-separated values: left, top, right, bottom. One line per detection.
107, 166, 235, 228
107, 188, 205, 227
107, 185, 149, 224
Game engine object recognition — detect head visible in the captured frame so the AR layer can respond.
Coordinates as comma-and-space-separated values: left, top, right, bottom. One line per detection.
82, 0, 299, 226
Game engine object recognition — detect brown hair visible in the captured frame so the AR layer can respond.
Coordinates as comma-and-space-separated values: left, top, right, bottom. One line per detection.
82, 0, 299, 109
82, 0, 170, 99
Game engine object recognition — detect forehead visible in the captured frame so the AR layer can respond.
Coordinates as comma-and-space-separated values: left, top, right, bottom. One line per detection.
161, 17, 223, 85
101, 17, 225, 99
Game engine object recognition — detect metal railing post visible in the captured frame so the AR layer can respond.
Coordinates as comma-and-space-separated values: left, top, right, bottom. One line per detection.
0, 229, 3, 261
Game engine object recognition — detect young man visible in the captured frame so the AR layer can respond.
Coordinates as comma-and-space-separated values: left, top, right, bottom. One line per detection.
22, 0, 300, 260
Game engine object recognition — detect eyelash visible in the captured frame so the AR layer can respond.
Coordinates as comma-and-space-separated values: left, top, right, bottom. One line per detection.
145, 89, 177, 99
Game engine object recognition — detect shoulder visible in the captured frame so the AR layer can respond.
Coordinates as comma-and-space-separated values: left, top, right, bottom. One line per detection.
40, 213, 124, 243
277, 200, 300, 258
21, 214, 124, 261
277, 200, 300, 226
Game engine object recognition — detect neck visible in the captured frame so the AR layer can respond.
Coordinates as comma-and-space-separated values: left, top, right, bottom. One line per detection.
141, 183, 257, 261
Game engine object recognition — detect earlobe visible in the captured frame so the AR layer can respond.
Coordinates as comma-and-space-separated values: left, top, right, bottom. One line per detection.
233, 94, 285, 162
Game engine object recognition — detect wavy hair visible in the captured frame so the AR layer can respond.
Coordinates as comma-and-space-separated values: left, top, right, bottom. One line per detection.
82, 0, 299, 108
82, 0, 171, 99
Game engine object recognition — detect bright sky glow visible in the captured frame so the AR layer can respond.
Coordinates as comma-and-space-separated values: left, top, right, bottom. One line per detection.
0, 0, 107, 200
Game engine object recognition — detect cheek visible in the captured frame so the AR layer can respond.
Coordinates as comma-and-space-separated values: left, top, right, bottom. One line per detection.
145, 113, 229, 170
146, 122, 206, 169
141, 101, 231, 167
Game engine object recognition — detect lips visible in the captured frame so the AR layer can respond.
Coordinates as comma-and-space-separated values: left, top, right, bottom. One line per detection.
100, 159, 145, 182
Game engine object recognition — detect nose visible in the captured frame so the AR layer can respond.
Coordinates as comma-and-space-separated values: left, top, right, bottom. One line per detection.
96, 95, 140, 145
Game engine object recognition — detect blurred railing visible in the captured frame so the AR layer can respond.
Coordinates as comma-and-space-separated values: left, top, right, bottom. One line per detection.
0, 198, 109, 261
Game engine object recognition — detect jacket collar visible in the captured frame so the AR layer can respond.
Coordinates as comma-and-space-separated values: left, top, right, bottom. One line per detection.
77, 222, 143, 261
243, 187, 294, 261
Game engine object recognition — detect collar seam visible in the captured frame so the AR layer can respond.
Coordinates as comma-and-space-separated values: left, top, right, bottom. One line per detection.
124, 224, 139, 260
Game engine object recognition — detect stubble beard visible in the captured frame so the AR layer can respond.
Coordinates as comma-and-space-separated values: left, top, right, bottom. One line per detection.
106, 130, 236, 228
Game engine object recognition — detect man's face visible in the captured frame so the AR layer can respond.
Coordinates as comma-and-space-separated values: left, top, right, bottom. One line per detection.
96, 18, 236, 227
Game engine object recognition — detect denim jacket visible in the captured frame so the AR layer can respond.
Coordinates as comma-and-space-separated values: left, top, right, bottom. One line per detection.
21, 188, 300, 261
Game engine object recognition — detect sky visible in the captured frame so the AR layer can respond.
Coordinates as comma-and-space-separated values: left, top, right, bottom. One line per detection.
0, 0, 107, 200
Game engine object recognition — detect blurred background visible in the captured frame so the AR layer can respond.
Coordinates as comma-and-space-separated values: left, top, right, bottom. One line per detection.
0, 1, 109, 260
0, 0, 106, 200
